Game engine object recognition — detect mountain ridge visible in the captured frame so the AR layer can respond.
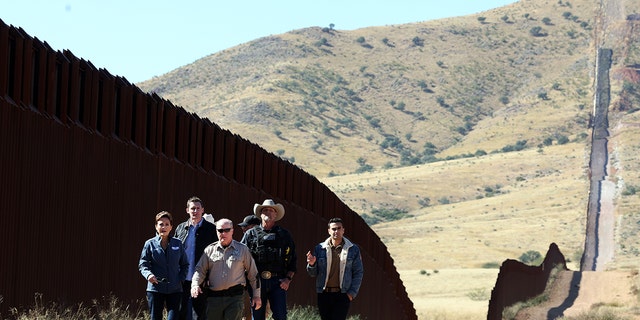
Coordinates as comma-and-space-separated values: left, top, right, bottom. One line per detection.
139, 0, 594, 178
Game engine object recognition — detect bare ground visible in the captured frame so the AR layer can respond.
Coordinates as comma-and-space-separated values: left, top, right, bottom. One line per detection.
514, 270, 639, 319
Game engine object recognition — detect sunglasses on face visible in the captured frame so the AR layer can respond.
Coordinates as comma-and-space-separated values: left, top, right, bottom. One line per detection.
217, 228, 232, 233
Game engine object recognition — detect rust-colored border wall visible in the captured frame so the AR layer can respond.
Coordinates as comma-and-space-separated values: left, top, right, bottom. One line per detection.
487, 243, 568, 319
0, 19, 416, 319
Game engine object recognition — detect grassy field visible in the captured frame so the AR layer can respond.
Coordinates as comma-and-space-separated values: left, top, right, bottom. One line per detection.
323, 143, 589, 267
321, 142, 589, 318
399, 268, 498, 320
323, 117, 640, 318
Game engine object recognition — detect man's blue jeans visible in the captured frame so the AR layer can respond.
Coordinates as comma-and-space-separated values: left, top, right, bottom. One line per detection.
252, 278, 287, 320
147, 291, 181, 320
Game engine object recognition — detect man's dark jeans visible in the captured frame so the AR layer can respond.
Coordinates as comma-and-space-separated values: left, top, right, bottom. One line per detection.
147, 291, 181, 320
252, 277, 288, 320
317, 292, 351, 320
179, 281, 206, 320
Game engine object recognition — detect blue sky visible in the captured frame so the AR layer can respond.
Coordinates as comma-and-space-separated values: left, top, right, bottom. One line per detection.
1, 0, 518, 83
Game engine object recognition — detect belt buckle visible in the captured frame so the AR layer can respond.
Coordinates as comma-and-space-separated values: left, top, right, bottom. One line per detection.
261, 271, 272, 280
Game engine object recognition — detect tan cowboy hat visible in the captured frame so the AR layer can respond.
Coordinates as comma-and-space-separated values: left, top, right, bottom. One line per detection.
253, 199, 285, 221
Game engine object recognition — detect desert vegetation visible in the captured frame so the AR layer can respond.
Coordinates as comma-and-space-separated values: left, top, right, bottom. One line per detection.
3, 294, 361, 320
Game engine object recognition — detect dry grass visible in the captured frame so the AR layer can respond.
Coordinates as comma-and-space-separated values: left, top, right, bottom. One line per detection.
3, 296, 360, 320
608, 116, 640, 270
559, 308, 634, 320
324, 143, 589, 270
400, 268, 498, 320
3, 293, 148, 320
322, 143, 587, 318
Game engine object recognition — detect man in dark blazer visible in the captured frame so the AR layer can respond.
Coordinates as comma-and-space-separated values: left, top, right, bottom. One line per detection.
175, 196, 217, 320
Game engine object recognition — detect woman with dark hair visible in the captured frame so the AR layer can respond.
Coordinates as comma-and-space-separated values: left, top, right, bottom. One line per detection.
139, 211, 189, 320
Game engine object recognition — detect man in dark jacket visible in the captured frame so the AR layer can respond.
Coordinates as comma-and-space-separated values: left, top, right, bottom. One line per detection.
175, 196, 217, 320
241, 199, 297, 320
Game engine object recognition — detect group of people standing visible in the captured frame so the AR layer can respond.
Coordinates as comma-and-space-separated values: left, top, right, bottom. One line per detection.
138, 197, 364, 320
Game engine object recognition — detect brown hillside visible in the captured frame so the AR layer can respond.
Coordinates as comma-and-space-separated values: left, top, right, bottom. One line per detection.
138, 0, 595, 178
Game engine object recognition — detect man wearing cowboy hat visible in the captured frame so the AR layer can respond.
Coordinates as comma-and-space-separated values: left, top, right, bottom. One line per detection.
241, 199, 297, 320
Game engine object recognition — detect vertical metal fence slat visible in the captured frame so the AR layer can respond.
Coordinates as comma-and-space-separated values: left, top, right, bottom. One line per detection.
176, 109, 190, 161
194, 117, 204, 169
33, 39, 48, 114
9, 27, 25, 105
224, 133, 236, 180
146, 94, 158, 153
212, 124, 225, 174
66, 54, 81, 124
44, 47, 56, 117
53, 51, 70, 124
268, 153, 279, 195
118, 81, 133, 141
20, 35, 33, 109
0, 20, 9, 98
85, 61, 100, 130
133, 89, 147, 148
241, 139, 256, 186
202, 120, 215, 172
187, 114, 197, 166
163, 101, 177, 159
98, 70, 115, 136
253, 147, 264, 190
235, 138, 247, 184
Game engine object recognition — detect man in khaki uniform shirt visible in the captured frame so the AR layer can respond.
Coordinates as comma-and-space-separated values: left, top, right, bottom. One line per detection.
191, 218, 261, 320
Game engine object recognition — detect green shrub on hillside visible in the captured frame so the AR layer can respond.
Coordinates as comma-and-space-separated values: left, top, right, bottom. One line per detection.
482, 262, 501, 269
354, 157, 374, 173
500, 140, 528, 153
371, 207, 409, 222
530, 26, 546, 37
418, 197, 431, 208
315, 38, 329, 47
519, 250, 543, 265
557, 135, 570, 144
622, 185, 637, 196
361, 213, 381, 225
